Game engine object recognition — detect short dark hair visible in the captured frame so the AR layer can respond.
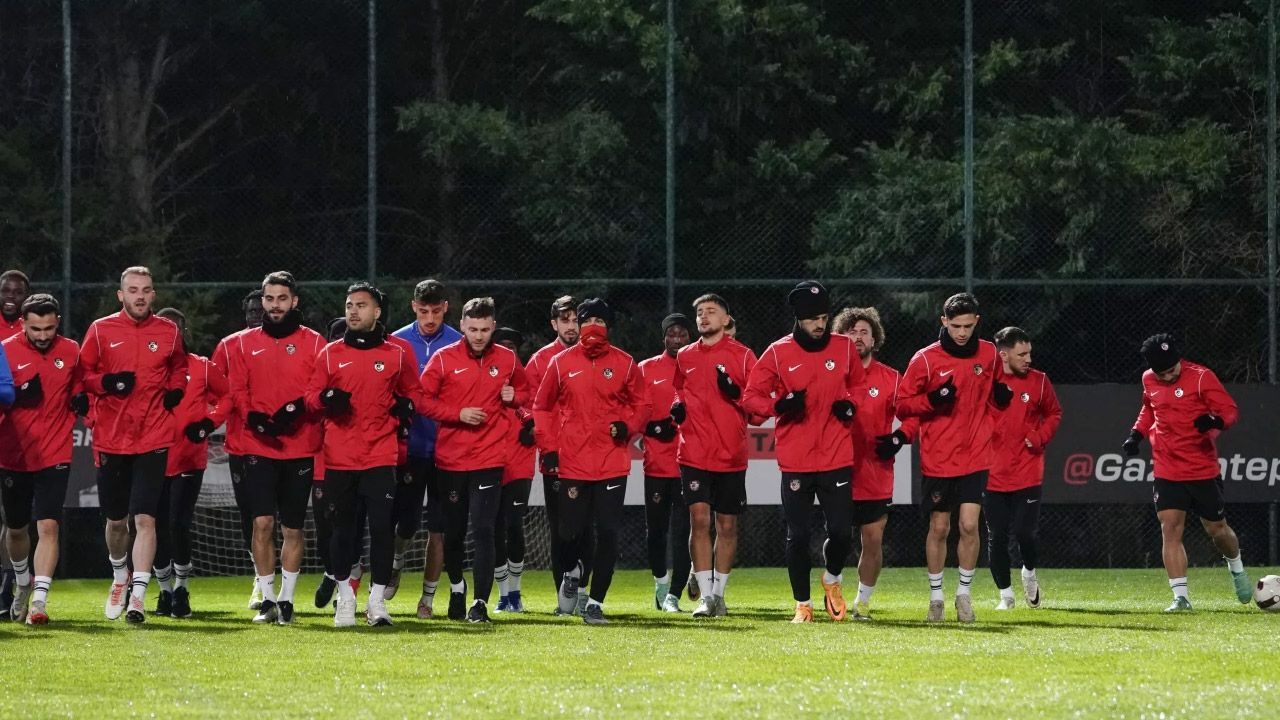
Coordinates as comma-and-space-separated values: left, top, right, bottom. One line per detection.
692, 293, 730, 314
156, 306, 186, 331
413, 279, 447, 304
0, 270, 30, 288
346, 281, 384, 308
241, 289, 264, 310
461, 296, 496, 320
994, 326, 1031, 350
551, 295, 578, 319
20, 293, 58, 318
262, 271, 298, 293
942, 292, 979, 319
832, 306, 885, 351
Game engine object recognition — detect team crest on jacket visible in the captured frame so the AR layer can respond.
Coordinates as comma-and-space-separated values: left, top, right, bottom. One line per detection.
567, 486, 579, 499
824, 359, 835, 371
53, 358, 64, 369
286, 343, 296, 355
148, 341, 159, 352
972, 363, 983, 375
688, 480, 701, 492
651, 492, 663, 504
603, 368, 614, 380
1020, 392, 1030, 403
449, 490, 460, 503
488, 365, 499, 377
1174, 388, 1184, 398
868, 386, 880, 398
789, 478, 801, 492
374, 361, 385, 373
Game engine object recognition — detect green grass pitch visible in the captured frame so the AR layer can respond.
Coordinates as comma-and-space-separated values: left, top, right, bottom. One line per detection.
2, 567, 1277, 718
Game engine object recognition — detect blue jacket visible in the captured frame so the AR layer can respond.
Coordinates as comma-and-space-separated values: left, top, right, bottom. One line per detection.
392, 320, 463, 458
0, 342, 13, 405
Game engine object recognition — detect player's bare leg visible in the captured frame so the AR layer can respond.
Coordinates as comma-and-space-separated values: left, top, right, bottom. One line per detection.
854, 517, 886, 619
953, 502, 980, 622
417, 531, 445, 618
251, 516, 280, 622
925, 511, 949, 621
1158, 509, 1192, 611
1201, 517, 1251, 603
689, 503, 715, 617
710, 513, 738, 615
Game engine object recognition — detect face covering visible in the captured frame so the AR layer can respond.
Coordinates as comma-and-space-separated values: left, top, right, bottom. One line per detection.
580, 323, 610, 359
938, 325, 978, 358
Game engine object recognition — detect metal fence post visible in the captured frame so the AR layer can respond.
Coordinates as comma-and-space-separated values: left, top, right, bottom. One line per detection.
366, 0, 378, 283
963, 0, 974, 293
1268, 0, 1277, 384
664, 0, 676, 313
62, 0, 73, 333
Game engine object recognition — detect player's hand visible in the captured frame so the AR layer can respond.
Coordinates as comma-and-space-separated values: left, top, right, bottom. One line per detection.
69, 391, 90, 417
874, 429, 908, 460
500, 384, 515, 404
163, 388, 185, 411
247, 411, 279, 437
319, 387, 351, 416
541, 451, 559, 475
184, 418, 216, 443
1122, 429, 1143, 457
103, 371, 136, 397
518, 418, 536, 447
927, 377, 956, 409
609, 420, 629, 442
391, 395, 415, 421
669, 401, 686, 425
1193, 413, 1224, 433
715, 364, 741, 400
831, 398, 856, 421
645, 418, 675, 441
992, 381, 1014, 409
459, 407, 487, 425
272, 397, 305, 431
13, 374, 43, 407
774, 389, 806, 416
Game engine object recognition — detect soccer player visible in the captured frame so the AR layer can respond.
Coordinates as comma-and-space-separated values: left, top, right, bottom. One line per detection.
493, 326, 533, 613
419, 298, 529, 623
526, 295, 590, 612
0, 294, 78, 624
638, 313, 693, 612
1122, 334, 1252, 611
79, 266, 188, 623
224, 272, 325, 624
390, 279, 461, 617
307, 282, 426, 627
744, 281, 864, 623
534, 298, 650, 624
211, 289, 265, 610
833, 306, 916, 621
986, 327, 1061, 610
151, 307, 229, 619
0, 269, 30, 340
896, 292, 1009, 624
673, 295, 759, 618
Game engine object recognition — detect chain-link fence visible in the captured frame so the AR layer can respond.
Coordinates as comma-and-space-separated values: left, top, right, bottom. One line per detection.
3, 1, 1279, 570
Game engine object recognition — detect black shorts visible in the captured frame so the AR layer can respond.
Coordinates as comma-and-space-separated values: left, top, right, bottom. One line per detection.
852, 498, 891, 526
921, 471, 986, 515
410, 455, 445, 534
243, 455, 314, 529
0, 464, 71, 527
1154, 477, 1225, 522
98, 449, 169, 521
679, 465, 747, 515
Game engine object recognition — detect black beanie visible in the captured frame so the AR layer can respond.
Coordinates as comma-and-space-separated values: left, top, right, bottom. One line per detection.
494, 326, 522, 347
577, 298, 614, 326
1141, 333, 1180, 373
787, 281, 830, 320
661, 313, 693, 335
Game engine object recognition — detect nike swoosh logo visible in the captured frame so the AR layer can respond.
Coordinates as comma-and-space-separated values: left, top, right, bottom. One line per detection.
453, 368, 468, 374
606, 484, 622, 491
1149, 391, 1160, 397
1026, 499, 1039, 504
16, 363, 30, 370
939, 369, 953, 377
836, 481, 849, 487
338, 362, 352, 368
568, 371, 582, 378
478, 484, 496, 490
513, 501, 525, 506
788, 364, 802, 372
252, 349, 266, 356
109, 341, 125, 348
652, 379, 667, 384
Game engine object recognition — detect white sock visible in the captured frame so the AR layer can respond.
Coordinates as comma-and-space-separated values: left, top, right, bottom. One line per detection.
338, 578, 355, 602
109, 555, 128, 584
423, 580, 439, 601
494, 564, 510, 596
586, 599, 602, 610
654, 571, 671, 585
392, 554, 404, 571
12, 557, 30, 587
350, 563, 364, 581
508, 561, 523, 592
155, 563, 173, 593
257, 574, 277, 603
694, 570, 713, 597
130, 571, 151, 602
369, 583, 386, 603
1169, 576, 1189, 599
565, 562, 582, 581
1021, 566, 1037, 579
1225, 554, 1244, 574
280, 570, 299, 603
957, 567, 975, 597
450, 581, 465, 594
797, 599, 813, 607
928, 572, 944, 602
174, 563, 192, 589
821, 571, 841, 586
1000, 587, 1015, 602
713, 570, 730, 598
856, 582, 874, 605
33, 576, 51, 604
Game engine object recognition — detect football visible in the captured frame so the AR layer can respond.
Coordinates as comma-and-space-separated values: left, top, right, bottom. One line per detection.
1255, 575, 1280, 612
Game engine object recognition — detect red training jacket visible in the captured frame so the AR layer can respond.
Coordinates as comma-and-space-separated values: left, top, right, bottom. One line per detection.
419, 340, 529, 473
503, 359, 537, 484
228, 325, 326, 460
526, 339, 571, 464
638, 352, 680, 478
896, 338, 1003, 478
988, 368, 1062, 492
166, 354, 230, 476
850, 359, 918, 501
1133, 361, 1238, 481
674, 337, 758, 473
0, 334, 81, 472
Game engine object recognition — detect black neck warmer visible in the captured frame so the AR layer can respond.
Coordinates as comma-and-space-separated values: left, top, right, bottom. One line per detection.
793, 325, 832, 353
262, 309, 302, 339
344, 323, 386, 350
938, 325, 978, 358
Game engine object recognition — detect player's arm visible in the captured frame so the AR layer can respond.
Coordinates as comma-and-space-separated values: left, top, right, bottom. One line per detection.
305, 346, 334, 413
0, 344, 13, 406
532, 356, 562, 452
77, 322, 106, 395
507, 359, 530, 409
619, 360, 652, 436
1197, 369, 1239, 431
895, 353, 935, 419
417, 352, 462, 423
742, 346, 780, 418
1028, 376, 1062, 453
164, 329, 188, 392
205, 357, 230, 406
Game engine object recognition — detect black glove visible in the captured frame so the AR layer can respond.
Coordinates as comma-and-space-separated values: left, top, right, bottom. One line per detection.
1193, 413, 1225, 433
609, 420, 629, 442
69, 392, 90, 417
102, 371, 136, 397
184, 418, 216, 443
715, 365, 741, 400
320, 387, 351, 416
247, 411, 279, 437
992, 381, 1014, 409
541, 451, 560, 475
163, 388, 184, 411
774, 389, 806, 416
518, 418, 536, 447
645, 418, 675, 440
13, 374, 43, 407
831, 398, 856, 421
1122, 429, 1143, 457
391, 395, 415, 421
669, 401, 686, 425
928, 377, 956, 409
272, 397, 305, 431
874, 430, 909, 460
